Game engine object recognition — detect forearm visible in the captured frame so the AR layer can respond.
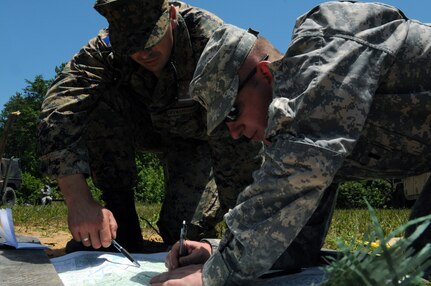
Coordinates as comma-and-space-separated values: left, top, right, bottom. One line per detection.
57, 174, 94, 207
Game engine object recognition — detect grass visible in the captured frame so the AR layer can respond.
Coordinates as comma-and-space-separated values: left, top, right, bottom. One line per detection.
325, 208, 410, 250
322, 204, 431, 285
7, 203, 163, 238
7, 203, 411, 250
11, 204, 69, 234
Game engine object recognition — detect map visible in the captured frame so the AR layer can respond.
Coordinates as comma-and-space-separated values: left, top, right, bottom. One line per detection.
51, 250, 327, 285
51, 251, 167, 286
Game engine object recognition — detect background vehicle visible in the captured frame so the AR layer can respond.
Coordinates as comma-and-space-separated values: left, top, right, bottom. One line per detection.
391, 172, 428, 208
0, 112, 22, 206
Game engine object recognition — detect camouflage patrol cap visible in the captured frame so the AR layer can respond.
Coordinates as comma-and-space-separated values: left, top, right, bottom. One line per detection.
190, 24, 257, 135
94, 0, 170, 55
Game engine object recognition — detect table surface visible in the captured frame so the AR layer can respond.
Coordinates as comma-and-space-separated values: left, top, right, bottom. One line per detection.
0, 236, 64, 286
0, 237, 340, 286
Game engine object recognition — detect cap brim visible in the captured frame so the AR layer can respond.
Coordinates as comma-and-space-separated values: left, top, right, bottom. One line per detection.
110, 9, 170, 55
143, 10, 170, 50
206, 75, 239, 135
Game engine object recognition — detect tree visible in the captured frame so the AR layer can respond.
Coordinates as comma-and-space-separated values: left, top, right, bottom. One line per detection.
0, 75, 53, 176
0, 65, 167, 203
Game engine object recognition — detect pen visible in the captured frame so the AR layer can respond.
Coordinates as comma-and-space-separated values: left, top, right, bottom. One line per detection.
179, 220, 187, 257
112, 239, 141, 267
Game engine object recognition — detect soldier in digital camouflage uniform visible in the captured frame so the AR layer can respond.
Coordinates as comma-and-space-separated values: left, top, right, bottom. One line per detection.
38, 0, 262, 253
150, 2, 431, 285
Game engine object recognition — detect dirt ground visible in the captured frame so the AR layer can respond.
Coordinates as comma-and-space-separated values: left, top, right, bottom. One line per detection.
15, 227, 163, 258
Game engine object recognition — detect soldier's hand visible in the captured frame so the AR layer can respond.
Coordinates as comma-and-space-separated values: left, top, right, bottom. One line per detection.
165, 240, 211, 270
67, 200, 118, 249
150, 264, 204, 286
57, 174, 118, 249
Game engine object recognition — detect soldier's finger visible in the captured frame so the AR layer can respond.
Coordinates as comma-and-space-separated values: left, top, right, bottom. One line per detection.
89, 230, 102, 249
99, 226, 112, 248
71, 230, 82, 242
79, 232, 91, 246
109, 215, 118, 239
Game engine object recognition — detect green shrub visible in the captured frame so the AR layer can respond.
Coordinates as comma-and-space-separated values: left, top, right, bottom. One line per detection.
86, 177, 103, 203
336, 179, 392, 209
18, 172, 44, 204
17, 173, 62, 205
134, 153, 164, 203
82, 153, 165, 204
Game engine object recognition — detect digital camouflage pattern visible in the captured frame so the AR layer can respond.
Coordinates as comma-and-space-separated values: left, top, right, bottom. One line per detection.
38, 1, 263, 245
191, 24, 257, 135
94, 0, 170, 55
196, 2, 431, 284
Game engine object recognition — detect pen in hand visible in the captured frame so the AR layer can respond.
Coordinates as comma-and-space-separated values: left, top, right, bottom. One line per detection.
112, 239, 141, 267
179, 220, 187, 257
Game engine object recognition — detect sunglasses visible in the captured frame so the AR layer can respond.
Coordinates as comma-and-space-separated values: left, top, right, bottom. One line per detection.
225, 54, 269, 123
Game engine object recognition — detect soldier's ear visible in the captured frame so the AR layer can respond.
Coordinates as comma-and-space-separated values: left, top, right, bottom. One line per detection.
257, 61, 273, 86
169, 5, 178, 29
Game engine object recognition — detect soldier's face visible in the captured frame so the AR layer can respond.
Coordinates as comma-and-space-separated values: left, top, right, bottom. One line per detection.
225, 68, 273, 144
130, 24, 174, 77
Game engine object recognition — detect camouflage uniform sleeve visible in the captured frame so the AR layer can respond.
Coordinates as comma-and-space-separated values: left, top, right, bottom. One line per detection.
38, 30, 117, 178
203, 2, 409, 284
208, 127, 263, 211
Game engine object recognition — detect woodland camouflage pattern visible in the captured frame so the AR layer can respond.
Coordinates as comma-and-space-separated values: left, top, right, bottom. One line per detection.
195, 2, 431, 284
94, 0, 170, 55
38, 1, 262, 244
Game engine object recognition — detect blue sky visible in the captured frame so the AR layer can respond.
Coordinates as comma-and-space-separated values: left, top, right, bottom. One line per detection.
1, 1, 430, 109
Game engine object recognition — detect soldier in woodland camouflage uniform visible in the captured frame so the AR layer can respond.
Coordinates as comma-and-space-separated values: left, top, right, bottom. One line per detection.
150, 2, 431, 285
38, 0, 262, 253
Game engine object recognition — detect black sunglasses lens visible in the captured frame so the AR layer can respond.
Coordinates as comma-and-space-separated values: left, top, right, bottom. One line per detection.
225, 105, 239, 122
